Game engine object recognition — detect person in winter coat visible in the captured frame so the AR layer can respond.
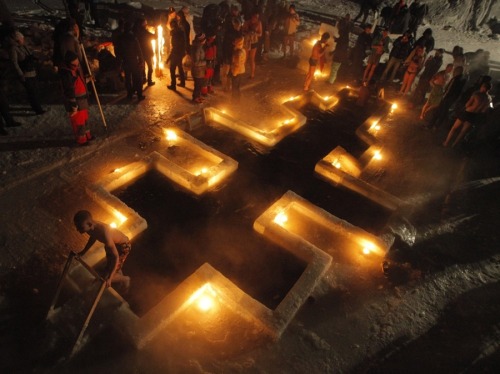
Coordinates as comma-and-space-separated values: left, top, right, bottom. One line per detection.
167, 19, 187, 91
415, 28, 434, 54
380, 31, 412, 82
134, 18, 155, 86
181, 6, 196, 50
59, 51, 93, 145
222, 9, 242, 91
350, 24, 372, 79
191, 33, 207, 103
230, 35, 246, 101
327, 13, 351, 85
115, 21, 145, 100
59, 18, 82, 69
202, 35, 217, 95
9, 31, 45, 115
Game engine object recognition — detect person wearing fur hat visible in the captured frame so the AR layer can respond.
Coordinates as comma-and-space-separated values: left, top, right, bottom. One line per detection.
191, 33, 207, 103
59, 51, 93, 146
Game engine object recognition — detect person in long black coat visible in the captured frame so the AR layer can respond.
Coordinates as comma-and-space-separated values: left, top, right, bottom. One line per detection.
350, 24, 372, 79
167, 19, 187, 91
115, 22, 145, 100
134, 18, 155, 86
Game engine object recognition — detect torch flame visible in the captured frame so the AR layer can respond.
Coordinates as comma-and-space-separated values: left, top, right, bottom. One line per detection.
110, 222, 117, 228
391, 103, 398, 112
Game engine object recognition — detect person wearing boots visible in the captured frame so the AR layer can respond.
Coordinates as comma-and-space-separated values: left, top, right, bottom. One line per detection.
191, 33, 207, 103
167, 19, 187, 91
134, 18, 155, 86
59, 51, 93, 146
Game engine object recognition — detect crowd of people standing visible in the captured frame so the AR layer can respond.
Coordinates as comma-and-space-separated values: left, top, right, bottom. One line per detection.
0, 0, 497, 150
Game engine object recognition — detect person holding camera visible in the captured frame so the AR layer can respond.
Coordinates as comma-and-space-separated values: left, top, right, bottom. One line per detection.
9, 31, 45, 115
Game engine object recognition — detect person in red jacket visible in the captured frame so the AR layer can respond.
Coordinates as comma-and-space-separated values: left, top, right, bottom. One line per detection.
59, 51, 93, 146
202, 35, 217, 95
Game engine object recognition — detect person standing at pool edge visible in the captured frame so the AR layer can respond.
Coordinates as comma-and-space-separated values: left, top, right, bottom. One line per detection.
304, 32, 330, 91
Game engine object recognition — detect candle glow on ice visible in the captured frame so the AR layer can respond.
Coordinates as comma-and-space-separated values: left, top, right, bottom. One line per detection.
187, 283, 218, 313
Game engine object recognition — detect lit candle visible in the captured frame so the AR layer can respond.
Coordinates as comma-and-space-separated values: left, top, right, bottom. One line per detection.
273, 211, 288, 225
373, 150, 382, 160
165, 129, 178, 141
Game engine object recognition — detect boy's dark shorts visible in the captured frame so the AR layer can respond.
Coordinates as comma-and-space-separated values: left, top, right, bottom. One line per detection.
116, 242, 131, 271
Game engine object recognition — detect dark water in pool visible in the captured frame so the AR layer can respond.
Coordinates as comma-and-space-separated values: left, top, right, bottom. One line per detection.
115, 102, 391, 315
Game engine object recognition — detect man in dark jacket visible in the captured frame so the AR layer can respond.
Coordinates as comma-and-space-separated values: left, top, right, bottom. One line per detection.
134, 18, 155, 86
167, 19, 187, 91
350, 24, 372, 79
115, 22, 145, 100
380, 31, 412, 82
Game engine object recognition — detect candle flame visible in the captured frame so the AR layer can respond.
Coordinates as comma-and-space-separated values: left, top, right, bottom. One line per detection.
362, 241, 376, 255
197, 295, 214, 311
110, 222, 117, 228
391, 103, 398, 112
187, 283, 217, 313
114, 211, 127, 224
274, 211, 288, 225
195, 167, 209, 176
165, 129, 178, 141
373, 150, 382, 160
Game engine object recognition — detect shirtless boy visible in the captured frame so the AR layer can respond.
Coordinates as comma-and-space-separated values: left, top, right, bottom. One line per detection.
304, 32, 330, 91
443, 82, 492, 148
74, 210, 131, 289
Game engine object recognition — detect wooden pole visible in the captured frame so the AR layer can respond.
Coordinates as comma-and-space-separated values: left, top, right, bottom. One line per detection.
80, 43, 108, 130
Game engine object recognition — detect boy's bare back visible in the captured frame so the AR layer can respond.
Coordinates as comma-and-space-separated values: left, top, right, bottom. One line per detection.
88, 221, 129, 247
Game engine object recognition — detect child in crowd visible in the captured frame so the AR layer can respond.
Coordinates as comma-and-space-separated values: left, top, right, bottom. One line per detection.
304, 32, 330, 91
